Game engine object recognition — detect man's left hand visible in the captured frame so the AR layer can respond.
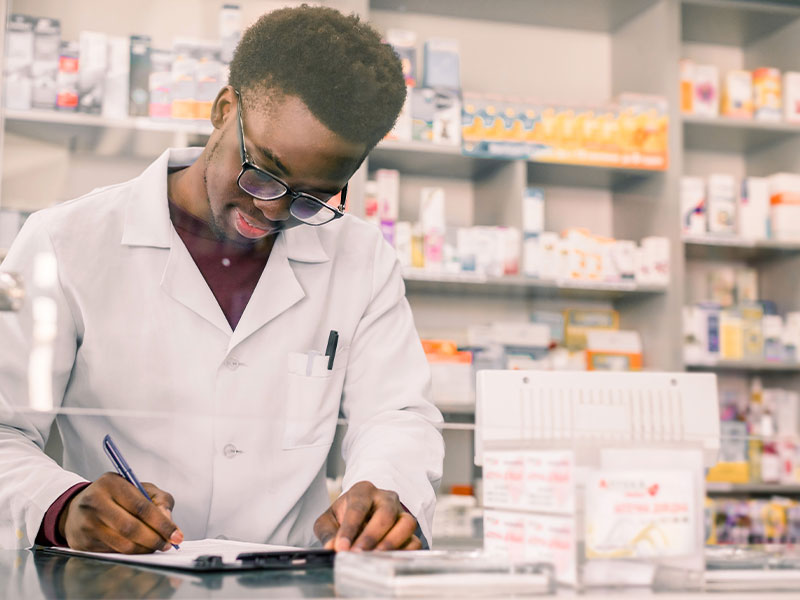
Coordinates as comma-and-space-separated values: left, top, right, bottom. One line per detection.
314, 481, 422, 552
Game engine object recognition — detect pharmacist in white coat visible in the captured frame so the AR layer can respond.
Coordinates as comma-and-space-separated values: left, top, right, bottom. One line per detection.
0, 6, 443, 554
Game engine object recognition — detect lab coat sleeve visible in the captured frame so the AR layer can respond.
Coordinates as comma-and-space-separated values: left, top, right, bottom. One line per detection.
339, 233, 444, 545
0, 213, 88, 549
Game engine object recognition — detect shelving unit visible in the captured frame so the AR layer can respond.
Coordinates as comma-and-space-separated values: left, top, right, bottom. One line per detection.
707, 482, 800, 496
684, 235, 800, 261
686, 360, 800, 373
682, 114, 800, 152
403, 269, 667, 300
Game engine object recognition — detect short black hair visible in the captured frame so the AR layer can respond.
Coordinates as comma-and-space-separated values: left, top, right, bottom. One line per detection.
229, 4, 406, 150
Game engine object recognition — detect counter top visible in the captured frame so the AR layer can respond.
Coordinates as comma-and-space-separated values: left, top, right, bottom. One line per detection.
2, 549, 799, 600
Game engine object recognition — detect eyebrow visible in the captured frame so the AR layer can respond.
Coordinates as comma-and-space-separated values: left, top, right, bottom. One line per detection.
252, 144, 291, 178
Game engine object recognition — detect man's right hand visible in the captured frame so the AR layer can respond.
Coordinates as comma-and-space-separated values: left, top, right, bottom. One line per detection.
59, 472, 183, 554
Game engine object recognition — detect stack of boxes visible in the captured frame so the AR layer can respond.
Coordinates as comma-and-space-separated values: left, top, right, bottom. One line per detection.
681, 173, 800, 242
460, 93, 668, 170
681, 59, 800, 123
367, 173, 671, 287
3, 6, 242, 120
385, 29, 462, 147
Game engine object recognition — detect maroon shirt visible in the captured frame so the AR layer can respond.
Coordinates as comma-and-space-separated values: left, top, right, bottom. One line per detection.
36, 198, 271, 546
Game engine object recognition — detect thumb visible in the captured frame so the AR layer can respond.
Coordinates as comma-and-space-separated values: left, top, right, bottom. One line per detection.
314, 508, 340, 549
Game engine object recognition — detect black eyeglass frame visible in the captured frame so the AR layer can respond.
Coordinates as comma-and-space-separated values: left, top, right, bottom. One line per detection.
233, 88, 347, 226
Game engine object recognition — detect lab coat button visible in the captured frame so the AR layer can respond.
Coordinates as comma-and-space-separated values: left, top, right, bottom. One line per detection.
223, 443, 241, 458
225, 357, 241, 370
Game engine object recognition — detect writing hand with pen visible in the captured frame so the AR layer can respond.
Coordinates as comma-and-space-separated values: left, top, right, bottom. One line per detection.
59, 472, 184, 554
59, 435, 183, 554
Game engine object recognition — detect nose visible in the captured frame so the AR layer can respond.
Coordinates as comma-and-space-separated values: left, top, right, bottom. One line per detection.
252, 195, 292, 222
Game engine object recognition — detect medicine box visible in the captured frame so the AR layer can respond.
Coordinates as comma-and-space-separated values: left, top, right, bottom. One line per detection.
78, 31, 108, 114
754, 67, 782, 122
31, 17, 60, 110
692, 64, 719, 118
768, 173, 800, 241
785, 72, 800, 123
739, 177, 769, 240
707, 174, 737, 234
681, 177, 706, 235
721, 70, 753, 118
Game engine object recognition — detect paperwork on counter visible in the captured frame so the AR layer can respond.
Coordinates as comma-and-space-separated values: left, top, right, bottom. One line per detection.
35, 538, 334, 572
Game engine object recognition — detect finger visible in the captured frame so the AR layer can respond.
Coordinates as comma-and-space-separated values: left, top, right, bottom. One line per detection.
142, 483, 175, 512
375, 513, 418, 550
110, 478, 183, 546
351, 501, 401, 551
400, 535, 423, 551
96, 498, 177, 552
335, 497, 373, 552
91, 522, 159, 554
313, 509, 340, 549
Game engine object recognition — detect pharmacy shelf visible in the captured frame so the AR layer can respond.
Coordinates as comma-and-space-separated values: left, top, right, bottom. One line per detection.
371, 0, 658, 32
684, 235, 800, 261
681, 0, 800, 46
707, 482, 800, 495
370, 141, 498, 179
371, 140, 664, 186
403, 269, 667, 300
686, 359, 800, 373
682, 114, 800, 153
3, 108, 214, 136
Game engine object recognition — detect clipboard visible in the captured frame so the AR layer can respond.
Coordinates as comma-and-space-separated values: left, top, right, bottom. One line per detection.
35, 541, 335, 572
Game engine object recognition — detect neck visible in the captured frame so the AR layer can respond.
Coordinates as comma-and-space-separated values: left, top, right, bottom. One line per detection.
167, 157, 209, 221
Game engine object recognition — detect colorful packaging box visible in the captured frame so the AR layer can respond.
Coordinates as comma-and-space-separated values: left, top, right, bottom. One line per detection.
753, 67, 782, 122
128, 35, 151, 117
563, 309, 619, 351
148, 49, 172, 119
55, 41, 79, 111
722, 70, 753, 119
693, 64, 720, 118
387, 29, 417, 87
681, 176, 707, 235
680, 59, 695, 114
768, 173, 800, 241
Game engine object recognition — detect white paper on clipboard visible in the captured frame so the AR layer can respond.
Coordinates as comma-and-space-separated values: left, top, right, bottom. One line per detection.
36, 538, 299, 570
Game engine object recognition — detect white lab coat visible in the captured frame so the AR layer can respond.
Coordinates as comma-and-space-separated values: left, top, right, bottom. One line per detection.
0, 147, 444, 550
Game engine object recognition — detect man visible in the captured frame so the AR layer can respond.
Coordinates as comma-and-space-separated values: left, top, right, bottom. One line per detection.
0, 5, 444, 554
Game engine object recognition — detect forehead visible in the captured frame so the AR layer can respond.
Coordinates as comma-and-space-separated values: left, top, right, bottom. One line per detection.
242, 93, 365, 183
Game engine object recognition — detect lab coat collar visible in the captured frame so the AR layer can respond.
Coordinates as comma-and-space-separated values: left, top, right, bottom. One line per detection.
122, 147, 330, 265
122, 147, 203, 249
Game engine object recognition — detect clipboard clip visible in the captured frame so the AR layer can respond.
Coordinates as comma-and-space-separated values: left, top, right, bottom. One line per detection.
236, 549, 335, 569
194, 555, 224, 569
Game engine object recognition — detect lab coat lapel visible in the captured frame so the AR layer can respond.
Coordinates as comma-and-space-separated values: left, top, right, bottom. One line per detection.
161, 227, 233, 336
228, 233, 302, 351
228, 225, 329, 351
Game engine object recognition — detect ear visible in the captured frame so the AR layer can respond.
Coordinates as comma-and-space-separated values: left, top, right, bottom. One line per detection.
210, 85, 236, 130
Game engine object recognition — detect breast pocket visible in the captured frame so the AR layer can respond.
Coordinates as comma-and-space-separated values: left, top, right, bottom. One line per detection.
282, 350, 347, 450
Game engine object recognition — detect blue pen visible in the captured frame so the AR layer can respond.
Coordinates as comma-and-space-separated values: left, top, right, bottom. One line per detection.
102, 434, 180, 550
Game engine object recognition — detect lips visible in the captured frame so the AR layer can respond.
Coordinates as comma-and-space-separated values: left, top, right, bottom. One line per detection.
233, 209, 273, 240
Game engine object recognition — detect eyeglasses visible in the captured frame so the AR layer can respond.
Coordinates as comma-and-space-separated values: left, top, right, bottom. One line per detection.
233, 89, 347, 226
